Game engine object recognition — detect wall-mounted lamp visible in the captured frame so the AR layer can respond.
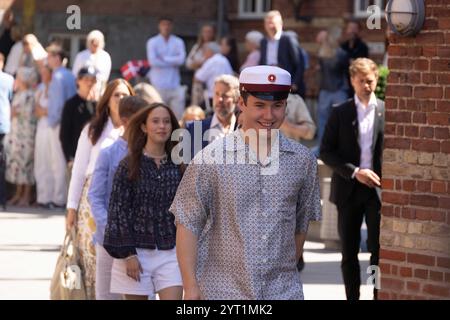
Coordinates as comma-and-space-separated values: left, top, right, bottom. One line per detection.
385, 0, 425, 36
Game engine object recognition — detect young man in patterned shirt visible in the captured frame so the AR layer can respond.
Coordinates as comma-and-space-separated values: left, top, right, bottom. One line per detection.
170, 66, 321, 300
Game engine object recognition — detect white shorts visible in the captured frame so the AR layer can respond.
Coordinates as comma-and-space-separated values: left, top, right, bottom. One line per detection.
110, 248, 182, 296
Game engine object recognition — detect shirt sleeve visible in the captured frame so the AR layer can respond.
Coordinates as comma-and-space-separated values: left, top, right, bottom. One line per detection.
59, 100, 74, 162
146, 38, 172, 68
47, 74, 65, 127
296, 152, 322, 234
88, 148, 110, 244
169, 162, 212, 238
103, 160, 137, 259
72, 52, 82, 78
194, 59, 211, 83
98, 50, 112, 82
66, 125, 93, 210
162, 38, 186, 67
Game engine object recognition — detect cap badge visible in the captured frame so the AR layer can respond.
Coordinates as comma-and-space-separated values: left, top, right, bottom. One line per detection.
268, 74, 276, 83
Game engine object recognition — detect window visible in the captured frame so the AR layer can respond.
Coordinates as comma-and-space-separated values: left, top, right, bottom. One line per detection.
239, 0, 272, 18
48, 33, 86, 68
354, 0, 385, 18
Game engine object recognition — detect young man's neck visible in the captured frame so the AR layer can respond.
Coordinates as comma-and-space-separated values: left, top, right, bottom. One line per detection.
78, 89, 90, 100
357, 94, 371, 108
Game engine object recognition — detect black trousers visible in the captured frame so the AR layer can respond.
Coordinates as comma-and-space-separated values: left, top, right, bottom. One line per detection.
337, 183, 381, 300
0, 134, 5, 206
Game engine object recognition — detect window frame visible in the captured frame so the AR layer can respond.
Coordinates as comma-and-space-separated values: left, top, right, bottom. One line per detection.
238, 0, 272, 19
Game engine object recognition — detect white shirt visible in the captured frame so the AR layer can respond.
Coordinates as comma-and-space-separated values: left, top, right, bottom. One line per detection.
146, 34, 186, 90
194, 53, 233, 98
266, 30, 282, 66
67, 118, 123, 209
355, 93, 377, 170
72, 49, 112, 82
207, 112, 237, 142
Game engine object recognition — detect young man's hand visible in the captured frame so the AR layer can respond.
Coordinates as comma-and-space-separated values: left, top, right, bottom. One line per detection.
355, 169, 381, 188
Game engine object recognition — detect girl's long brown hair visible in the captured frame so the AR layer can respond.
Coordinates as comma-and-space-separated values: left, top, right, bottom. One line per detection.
126, 103, 180, 181
88, 78, 135, 145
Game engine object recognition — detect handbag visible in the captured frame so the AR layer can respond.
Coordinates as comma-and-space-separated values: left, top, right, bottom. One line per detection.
50, 229, 87, 300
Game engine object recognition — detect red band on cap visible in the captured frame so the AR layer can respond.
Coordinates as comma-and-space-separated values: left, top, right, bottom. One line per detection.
240, 83, 291, 92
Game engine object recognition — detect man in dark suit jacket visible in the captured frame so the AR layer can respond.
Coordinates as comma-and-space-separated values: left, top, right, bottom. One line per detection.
259, 10, 306, 98
320, 58, 384, 300
186, 74, 240, 160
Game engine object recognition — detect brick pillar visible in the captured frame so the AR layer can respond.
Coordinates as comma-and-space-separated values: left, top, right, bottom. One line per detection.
379, 2, 450, 299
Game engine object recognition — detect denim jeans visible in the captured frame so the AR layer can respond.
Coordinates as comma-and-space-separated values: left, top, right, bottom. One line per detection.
314, 89, 349, 157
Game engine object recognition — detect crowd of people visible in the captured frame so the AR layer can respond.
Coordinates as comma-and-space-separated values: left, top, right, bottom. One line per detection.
0, 8, 382, 301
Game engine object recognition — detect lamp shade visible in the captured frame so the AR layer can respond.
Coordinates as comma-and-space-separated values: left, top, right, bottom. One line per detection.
385, 0, 425, 36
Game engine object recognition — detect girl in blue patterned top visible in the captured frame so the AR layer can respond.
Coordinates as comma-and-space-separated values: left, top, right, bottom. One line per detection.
104, 103, 183, 300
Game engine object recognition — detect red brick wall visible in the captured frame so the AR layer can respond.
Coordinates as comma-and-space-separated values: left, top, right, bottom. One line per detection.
379, 1, 450, 300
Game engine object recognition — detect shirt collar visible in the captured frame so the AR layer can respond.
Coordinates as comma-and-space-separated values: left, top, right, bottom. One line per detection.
210, 112, 236, 133
225, 129, 298, 153
354, 93, 377, 112
273, 30, 282, 41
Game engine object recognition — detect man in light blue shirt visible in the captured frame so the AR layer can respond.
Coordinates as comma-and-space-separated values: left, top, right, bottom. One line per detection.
46, 44, 77, 207
88, 96, 148, 300
146, 17, 186, 120
0, 52, 14, 208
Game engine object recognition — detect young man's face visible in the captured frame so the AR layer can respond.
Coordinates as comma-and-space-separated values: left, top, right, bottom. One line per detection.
264, 15, 282, 38
77, 76, 97, 94
239, 94, 286, 133
158, 20, 173, 37
351, 71, 378, 101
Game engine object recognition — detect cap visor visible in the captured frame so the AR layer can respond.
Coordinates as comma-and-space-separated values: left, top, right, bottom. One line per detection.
248, 91, 289, 101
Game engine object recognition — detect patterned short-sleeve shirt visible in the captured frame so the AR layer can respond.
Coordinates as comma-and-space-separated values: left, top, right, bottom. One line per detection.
170, 130, 321, 300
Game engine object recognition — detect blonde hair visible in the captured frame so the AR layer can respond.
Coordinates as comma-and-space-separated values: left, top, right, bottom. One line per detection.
265, 10, 282, 22
349, 58, 379, 78
180, 105, 206, 127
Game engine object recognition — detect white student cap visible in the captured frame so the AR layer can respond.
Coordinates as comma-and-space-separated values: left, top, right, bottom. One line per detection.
239, 65, 291, 101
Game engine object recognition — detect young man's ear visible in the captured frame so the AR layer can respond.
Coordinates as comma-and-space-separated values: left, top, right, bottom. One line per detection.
238, 96, 246, 109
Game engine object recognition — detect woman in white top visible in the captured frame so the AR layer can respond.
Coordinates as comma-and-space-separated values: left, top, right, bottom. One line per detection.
186, 24, 215, 106
65, 78, 135, 300
33, 64, 55, 208
72, 30, 112, 98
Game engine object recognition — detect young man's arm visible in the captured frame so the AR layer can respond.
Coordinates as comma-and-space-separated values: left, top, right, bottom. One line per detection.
176, 225, 202, 300
295, 233, 307, 262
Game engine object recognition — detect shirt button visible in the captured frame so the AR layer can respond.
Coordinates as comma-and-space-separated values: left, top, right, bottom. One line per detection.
261, 188, 267, 194
262, 281, 266, 286
157, 175, 161, 179
263, 258, 268, 263
262, 235, 267, 240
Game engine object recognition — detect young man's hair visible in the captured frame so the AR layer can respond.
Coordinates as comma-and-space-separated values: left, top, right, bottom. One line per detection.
349, 57, 379, 78
46, 43, 67, 61
265, 10, 282, 21
118, 96, 149, 119
159, 16, 173, 23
